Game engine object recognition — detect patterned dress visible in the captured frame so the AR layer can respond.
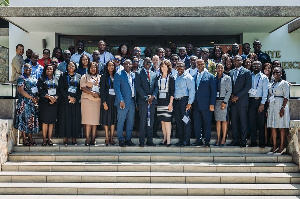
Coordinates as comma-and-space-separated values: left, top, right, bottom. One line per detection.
14, 75, 39, 134
267, 80, 290, 128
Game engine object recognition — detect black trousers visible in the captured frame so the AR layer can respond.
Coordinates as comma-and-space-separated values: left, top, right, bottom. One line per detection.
230, 103, 248, 145
173, 97, 191, 144
249, 98, 265, 145
138, 103, 155, 144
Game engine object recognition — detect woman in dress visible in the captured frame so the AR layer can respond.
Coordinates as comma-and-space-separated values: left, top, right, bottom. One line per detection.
100, 60, 117, 146
77, 54, 91, 76
14, 63, 39, 146
224, 56, 233, 76
37, 64, 59, 146
58, 61, 82, 145
272, 60, 287, 81
157, 60, 175, 147
267, 67, 290, 155
80, 62, 101, 145
214, 63, 232, 146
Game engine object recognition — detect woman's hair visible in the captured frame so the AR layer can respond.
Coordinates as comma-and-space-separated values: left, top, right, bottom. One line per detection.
247, 53, 258, 61
52, 47, 63, 62
87, 62, 99, 75
243, 58, 253, 71
224, 57, 233, 71
42, 64, 56, 77
78, 54, 91, 69
272, 60, 281, 67
67, 61, 78, 72
104, 60, 116, 75
212, 46, 223, 59
262, 63, 273, 80
117, 44, 131, 58
159, 60, 172, 75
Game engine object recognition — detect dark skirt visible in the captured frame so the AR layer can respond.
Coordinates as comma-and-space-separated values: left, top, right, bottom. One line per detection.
157, 98, 172, 122
100, 94, 117, 126
57, 100, 82, 138
39, 101, 58, 124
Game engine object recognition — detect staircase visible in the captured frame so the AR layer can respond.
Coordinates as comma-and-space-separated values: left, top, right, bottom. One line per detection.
0, 135, 300, 198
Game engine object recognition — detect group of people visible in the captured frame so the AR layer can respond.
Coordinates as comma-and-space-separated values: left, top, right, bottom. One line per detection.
12, 39, 290, 155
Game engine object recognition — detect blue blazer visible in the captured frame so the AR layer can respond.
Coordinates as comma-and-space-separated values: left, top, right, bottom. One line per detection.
230, 67, 252, 106
194, 71, 217, 111
114, 70, 136, 108
135, 68, 159, 105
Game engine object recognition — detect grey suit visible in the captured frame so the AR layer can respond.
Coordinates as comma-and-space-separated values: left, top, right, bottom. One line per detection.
214, 74, 232, 121
230, 67, 251, 145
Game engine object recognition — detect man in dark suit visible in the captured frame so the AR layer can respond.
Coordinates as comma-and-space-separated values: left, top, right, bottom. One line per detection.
135, 57, 159, 146
114, 59, 136, 147
229, 55, 252, 147
192, 59, 217, 147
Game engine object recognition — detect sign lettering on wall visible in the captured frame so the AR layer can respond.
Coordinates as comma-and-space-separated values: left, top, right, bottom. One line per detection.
264, 51, 299, 69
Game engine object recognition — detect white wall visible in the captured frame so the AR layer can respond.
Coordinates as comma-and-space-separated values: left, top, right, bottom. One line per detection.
9, 24, 55, 81
243, 22, 300, 84
0, 37, 9, 48
9, 0, 300, 7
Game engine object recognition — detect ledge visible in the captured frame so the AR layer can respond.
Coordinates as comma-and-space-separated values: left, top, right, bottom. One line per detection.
288, 18, 300, 33
0, 6, 299, 17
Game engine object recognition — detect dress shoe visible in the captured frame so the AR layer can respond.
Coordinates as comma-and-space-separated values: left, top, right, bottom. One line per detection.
192, 140, 203, 146
119, 140, 126, 147
125, 140, 136, 146
214, 142, 220, 146
240, 143, 247, 147
274, 148, 286, 156
267, 147, 279, 155
146, 142, 156, 146
228, 141, 240, 146
204, 143, 210, 147
248, 142, 257, 147
159, 141, 167, 145
175, 141, 182, 146
166, 143, 171, 147
182, 142, 190, 147
139, 143, 145, 147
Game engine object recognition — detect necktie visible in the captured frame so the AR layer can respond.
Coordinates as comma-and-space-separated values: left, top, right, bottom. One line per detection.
234, 69, 238, 84
147, 71, 150, 82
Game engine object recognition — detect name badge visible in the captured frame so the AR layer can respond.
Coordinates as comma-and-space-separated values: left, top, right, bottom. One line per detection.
68, 86, 77, 94
269, 95, 275, 103
216, 92, 220, 97
48, 88, 56, 96
31, 87, 38, 94
92, 85, 100, 93
182, 115, 190, 124
109, 88, 115, 96
147, 118, 151, 127
248, 88, 257, 95
159, 92, 167, 99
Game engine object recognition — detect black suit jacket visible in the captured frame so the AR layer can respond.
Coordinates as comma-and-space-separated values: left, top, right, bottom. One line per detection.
230, 67, 251, 106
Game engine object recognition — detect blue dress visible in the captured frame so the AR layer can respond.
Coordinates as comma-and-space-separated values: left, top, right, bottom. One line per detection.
14, 75, 39, 134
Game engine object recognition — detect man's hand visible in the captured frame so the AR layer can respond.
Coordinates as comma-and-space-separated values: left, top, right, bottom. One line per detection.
231, 96, 239, 103
147, 95, 154, 105
209, 105, 214, 112
186, 103, 192, 112
120, 101, 125, 109
258, 104, 264, 113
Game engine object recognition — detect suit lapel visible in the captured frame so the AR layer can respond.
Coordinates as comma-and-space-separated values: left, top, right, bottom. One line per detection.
122, 70, 130, 88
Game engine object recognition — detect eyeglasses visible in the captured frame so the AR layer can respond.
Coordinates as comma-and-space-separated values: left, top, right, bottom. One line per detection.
132, 61, 139, 63
51, 61, 58, 64
273, 71, 281, 74
65, 53, 71, 56
145, 61, 152, 64
252, 65, 260, 68
134, 51, 141, 53
114, 58, 121, 61
68, 65, 75, 68
43, 52, 50, 54
171, 59, 178, 61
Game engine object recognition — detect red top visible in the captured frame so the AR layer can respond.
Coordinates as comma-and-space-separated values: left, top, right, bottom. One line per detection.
38, 58, 51, 67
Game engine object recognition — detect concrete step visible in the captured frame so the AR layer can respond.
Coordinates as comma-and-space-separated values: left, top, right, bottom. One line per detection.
0, 196, 299, 199
0, 183, 299, 195
8, 152, 292, 163
0, 171, 299, 184
13, 145, 273, 154
3, 162, 298, 173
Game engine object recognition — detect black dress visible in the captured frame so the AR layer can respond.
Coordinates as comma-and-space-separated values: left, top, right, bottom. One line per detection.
157, 75, 175, 122
100, 73, 117, 126
37, 75, 59, 124
57, 72, 82, 138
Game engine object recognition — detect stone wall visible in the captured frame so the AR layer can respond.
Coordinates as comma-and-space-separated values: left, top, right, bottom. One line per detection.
287, 120, 300, 166
0, 46, 9, 83
0, 119, 15, 170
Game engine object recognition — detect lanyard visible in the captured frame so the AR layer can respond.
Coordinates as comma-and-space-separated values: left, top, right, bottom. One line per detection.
217, 78, 221, 92
253, 75, 261, 89
67, 73, 77, 87
271, 82, 277, 94
108, 77, 113, 88
159, 75, 168, 91
46, 77, 55, 89
197, 71, 204, 88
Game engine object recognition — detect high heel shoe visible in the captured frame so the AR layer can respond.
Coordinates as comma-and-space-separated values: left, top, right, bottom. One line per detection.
48, 139, 53, 146
267, 147, 279, 155
166, 143, 171, 147
105, 140, 109, 146
110, 140, 116, 146
274, 148, 286, 156
41, 141, 47, 146
85, 140, 90, 146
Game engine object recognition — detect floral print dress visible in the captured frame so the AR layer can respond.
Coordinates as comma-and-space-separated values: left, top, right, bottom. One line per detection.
14, 75, 39, 134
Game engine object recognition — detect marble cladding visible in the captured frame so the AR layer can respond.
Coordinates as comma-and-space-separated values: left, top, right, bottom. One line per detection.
0, 119, 14, 170
0, 46, 8, 83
